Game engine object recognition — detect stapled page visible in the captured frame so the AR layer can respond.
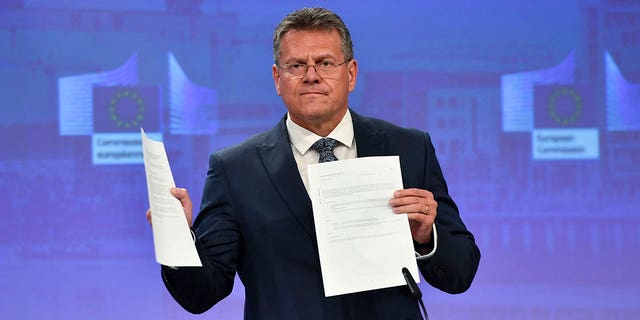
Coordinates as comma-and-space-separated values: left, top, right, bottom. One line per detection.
308, 156, 418, 296
141, 128, 201, 267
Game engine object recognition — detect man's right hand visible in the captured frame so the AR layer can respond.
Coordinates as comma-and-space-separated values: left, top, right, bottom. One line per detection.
145, 187, 194, 227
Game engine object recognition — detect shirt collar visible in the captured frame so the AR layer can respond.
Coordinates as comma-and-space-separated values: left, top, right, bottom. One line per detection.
286, 109, 354, 155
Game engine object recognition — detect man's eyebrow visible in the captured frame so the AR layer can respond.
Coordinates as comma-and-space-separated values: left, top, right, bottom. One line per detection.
313, 54, 336, 61
282, 58, 307, 64
282, 54, 337, 64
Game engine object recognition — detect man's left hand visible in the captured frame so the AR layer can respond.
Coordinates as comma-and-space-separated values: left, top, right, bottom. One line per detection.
389, 188, 437, 244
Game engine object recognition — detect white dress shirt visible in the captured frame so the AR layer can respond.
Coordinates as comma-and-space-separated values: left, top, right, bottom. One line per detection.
286, 110, 357, 192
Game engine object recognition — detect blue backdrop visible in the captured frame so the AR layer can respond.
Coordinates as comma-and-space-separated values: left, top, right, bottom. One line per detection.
1, 0, 639, 319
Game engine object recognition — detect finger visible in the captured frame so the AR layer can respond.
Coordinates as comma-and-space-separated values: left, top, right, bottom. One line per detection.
171, 187, 194, 226
391, 203, 416, 214
170, 187, 187, 199
391, 202, 429, 214
428, 201, 437, 215
391, 198, 437, 214
171, 187, 192, 206
393, 188, 433, 199
389, 196, 417, 207
390, 189, 434, 208
145, 209, 152, 225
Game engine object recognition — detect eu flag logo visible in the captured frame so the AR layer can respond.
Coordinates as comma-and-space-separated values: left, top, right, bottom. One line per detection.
534, 85, 597, 128
93, 86, 161, 132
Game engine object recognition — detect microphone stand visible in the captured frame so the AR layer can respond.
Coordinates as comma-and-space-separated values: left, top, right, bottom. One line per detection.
402, 267, 429, 320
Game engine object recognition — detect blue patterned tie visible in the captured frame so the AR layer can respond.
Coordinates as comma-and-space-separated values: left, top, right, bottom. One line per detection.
311, 138, 339, 163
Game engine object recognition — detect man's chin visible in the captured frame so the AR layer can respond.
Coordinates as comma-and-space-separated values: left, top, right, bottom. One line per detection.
290, 107, 329, 121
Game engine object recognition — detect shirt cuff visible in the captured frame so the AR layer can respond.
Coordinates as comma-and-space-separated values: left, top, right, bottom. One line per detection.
415, 223, 438, 261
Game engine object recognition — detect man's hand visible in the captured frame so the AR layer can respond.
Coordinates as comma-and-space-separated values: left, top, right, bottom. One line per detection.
145, 187, 194, 227
389, 188, 437, 244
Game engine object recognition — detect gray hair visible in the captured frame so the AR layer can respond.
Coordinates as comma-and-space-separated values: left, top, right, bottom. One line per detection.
272, 7, 354, 64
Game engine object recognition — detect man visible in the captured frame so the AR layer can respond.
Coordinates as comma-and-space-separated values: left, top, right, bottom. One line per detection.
148, 7, 480, 319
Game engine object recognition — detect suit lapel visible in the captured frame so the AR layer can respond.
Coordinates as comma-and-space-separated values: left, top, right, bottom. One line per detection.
255, 111, 388, 240
257, 118, 316, 239
351, 110, 387, 158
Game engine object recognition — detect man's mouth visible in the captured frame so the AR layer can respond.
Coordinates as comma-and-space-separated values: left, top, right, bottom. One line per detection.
301, 91, 325, 95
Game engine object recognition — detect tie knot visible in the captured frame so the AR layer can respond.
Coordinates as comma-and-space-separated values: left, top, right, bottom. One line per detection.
311, 138, 339, 163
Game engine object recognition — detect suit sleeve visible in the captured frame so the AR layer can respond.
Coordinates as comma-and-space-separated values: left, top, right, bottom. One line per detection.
417, 133, 481, 294
160, 153, 241, 314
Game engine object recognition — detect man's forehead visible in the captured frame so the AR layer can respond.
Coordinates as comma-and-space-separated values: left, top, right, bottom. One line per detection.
281, 28, 338, 38
279, 29, 342, 57
280, 29, 340, 46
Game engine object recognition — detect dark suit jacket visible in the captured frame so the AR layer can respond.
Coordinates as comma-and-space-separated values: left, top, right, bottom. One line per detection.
162, 110, 480, 320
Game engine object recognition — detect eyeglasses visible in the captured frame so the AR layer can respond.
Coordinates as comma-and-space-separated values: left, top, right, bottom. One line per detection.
278, 60, 349, 78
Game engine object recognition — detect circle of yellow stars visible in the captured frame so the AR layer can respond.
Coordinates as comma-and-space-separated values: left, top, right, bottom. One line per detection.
547, 86, 582, 126
108, 89, 145, 129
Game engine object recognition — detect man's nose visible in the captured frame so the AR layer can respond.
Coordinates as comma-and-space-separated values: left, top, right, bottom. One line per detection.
303, 64, 321, 83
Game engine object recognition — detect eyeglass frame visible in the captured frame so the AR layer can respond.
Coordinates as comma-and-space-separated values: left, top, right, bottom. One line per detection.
276, 60, 351, 78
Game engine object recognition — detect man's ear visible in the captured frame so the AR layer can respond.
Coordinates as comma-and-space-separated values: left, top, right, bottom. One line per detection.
347, 59, 358, 92
272, 64, 281, 96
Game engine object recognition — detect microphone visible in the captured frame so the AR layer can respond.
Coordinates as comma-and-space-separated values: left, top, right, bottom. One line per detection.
402, 267, 429, 320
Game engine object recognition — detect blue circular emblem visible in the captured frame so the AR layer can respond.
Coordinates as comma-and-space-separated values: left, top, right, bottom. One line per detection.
108, 89, 145, 129
547, 86, 582, 126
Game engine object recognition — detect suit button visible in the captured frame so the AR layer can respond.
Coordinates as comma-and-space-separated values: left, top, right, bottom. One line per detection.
431, 266, 445, 278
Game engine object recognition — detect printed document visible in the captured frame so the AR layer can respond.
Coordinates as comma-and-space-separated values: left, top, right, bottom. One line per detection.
141, 129, 202, 267
308, 156, 419, 296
